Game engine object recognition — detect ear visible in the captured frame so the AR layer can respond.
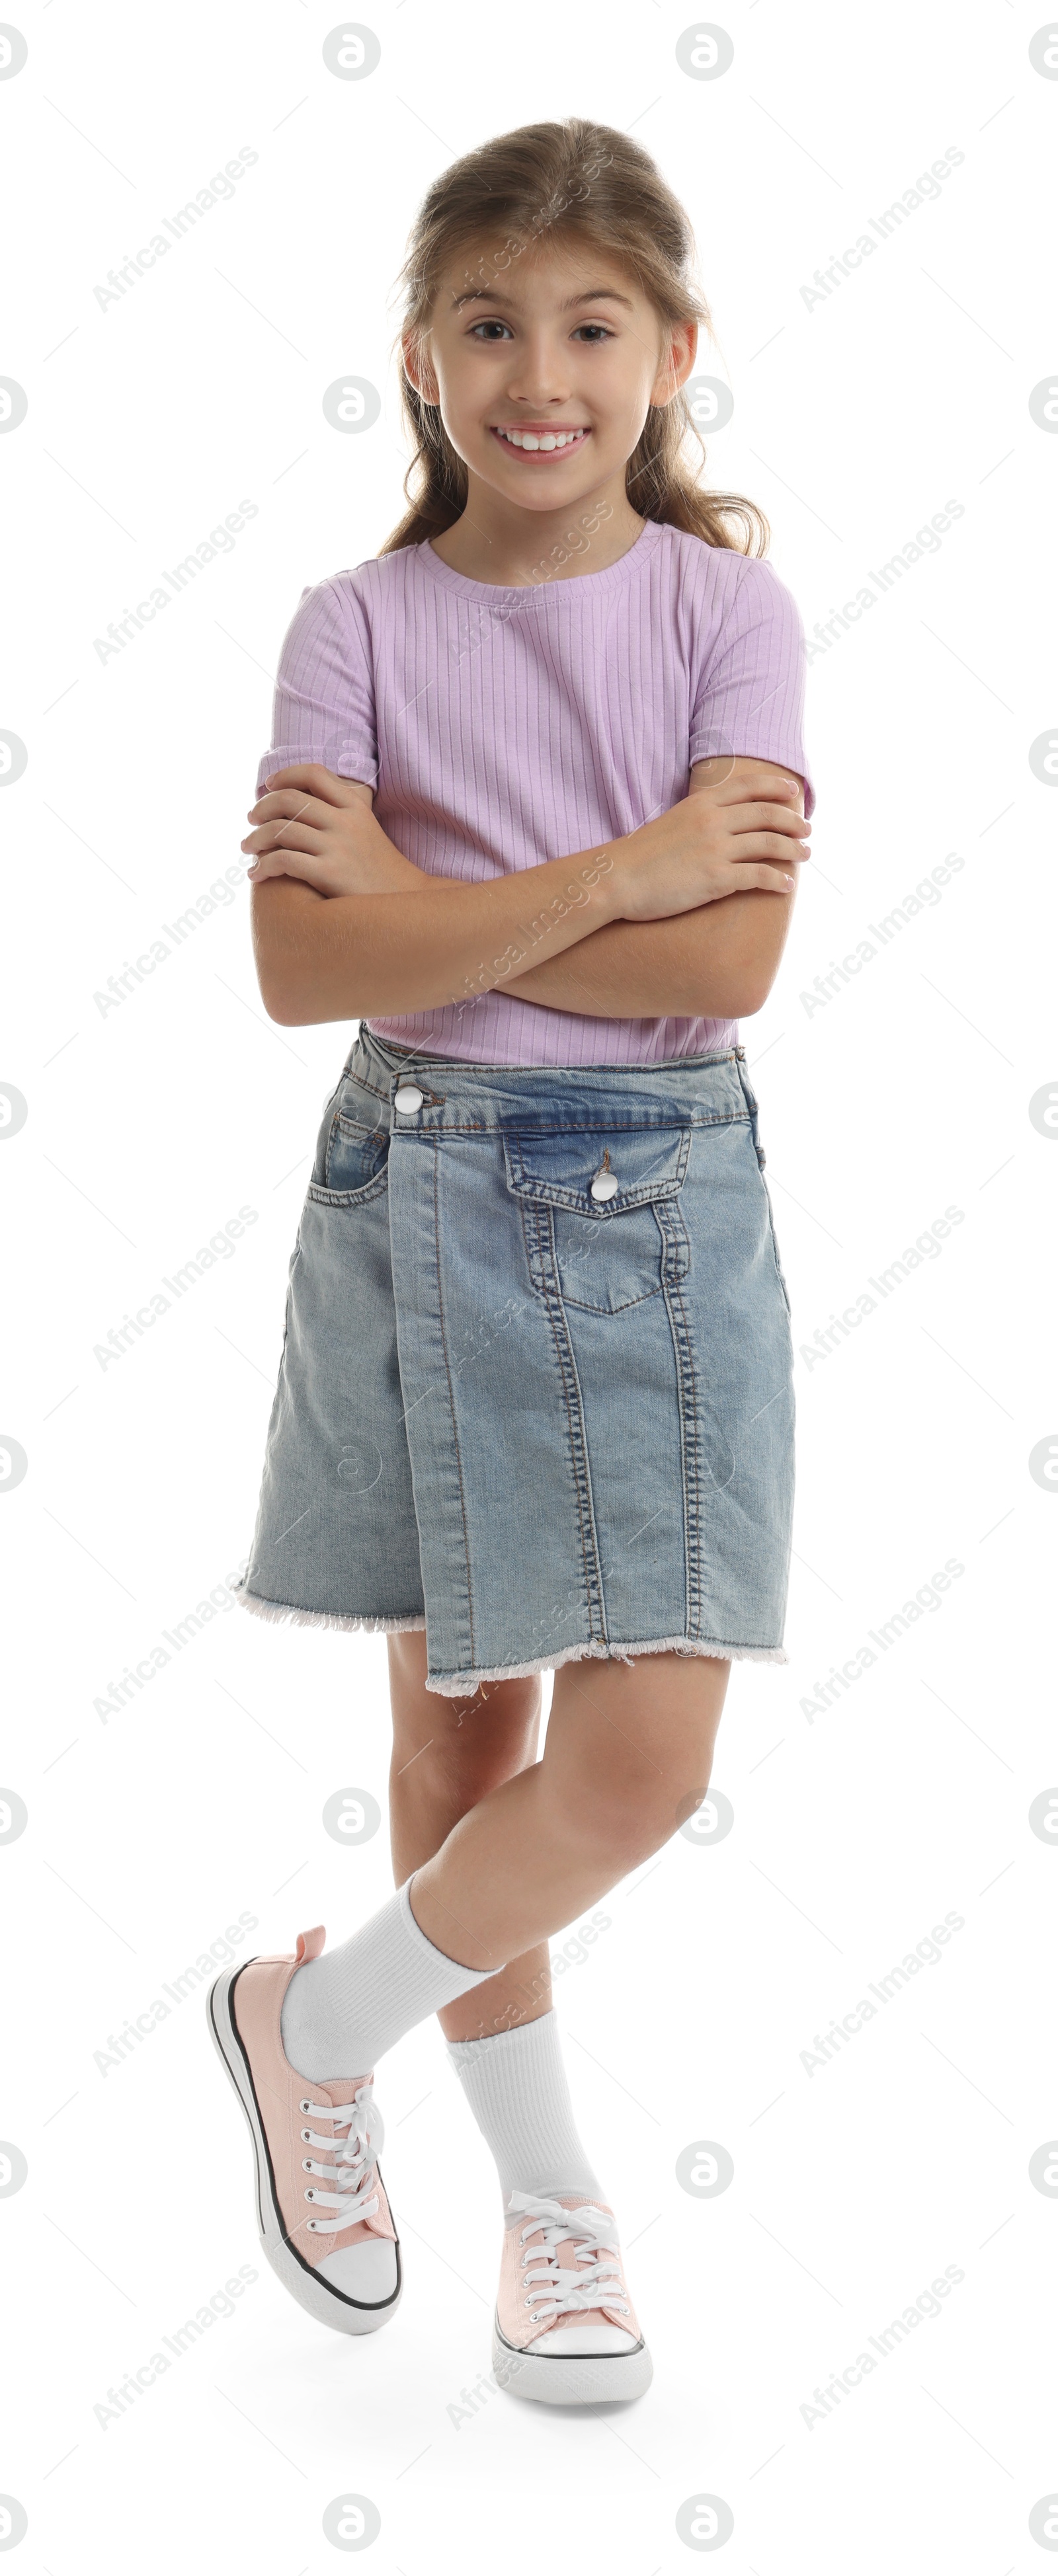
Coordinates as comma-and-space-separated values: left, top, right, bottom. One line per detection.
402, 327, 439, 408
651, 317, 698, 409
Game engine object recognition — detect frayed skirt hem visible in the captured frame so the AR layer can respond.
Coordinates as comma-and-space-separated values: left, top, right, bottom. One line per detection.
233, 1592, 785, 1682
425, 1633, 786, 1694
234, 1583, 427, 1637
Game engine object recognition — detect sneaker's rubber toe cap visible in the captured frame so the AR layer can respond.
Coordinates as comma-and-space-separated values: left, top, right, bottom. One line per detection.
317, 2238, 400, 2302
527, 2323, 639, 2355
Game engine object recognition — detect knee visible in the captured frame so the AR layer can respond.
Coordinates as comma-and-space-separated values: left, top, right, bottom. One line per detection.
566, 1760, 716, 1877
392, 1676, 542, 1811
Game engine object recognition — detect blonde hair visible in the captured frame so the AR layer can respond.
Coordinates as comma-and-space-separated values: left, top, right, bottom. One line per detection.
380, 117, 768, 559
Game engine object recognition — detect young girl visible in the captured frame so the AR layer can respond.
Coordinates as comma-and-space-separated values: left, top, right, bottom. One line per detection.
209, 118, 813, 2409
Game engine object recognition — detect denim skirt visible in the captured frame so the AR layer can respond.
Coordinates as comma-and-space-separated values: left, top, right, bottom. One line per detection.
235, 1028, 795, 1695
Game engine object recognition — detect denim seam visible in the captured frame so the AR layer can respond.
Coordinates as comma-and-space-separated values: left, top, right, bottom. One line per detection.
334, 1113, 389, 1140
521, 1202, 607, 1645
561, 1198, 690, 1312
559, 1282, 667, 1314
656, 1196, 692, 1286
345, 1068, 391, 1106
507, 1182, 686, 1217
324, 1113, 389, 1189
444, 1115, 745, 1132
307, 1173, 389, 1209
659, 1204, 703, 1641
503, 1118, 740, 1148
361, 1111, 749, 1136
430, 1134, 477, 1672
503, 1124, 692, 1221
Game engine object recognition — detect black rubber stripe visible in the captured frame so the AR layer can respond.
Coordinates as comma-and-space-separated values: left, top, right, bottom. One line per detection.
208, 1971, 268, 2240
493, 2315, 644, 2363
218, 1965, 401, 2314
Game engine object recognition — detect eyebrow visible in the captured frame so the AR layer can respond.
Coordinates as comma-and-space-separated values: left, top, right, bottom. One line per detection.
451, 284, 635, 313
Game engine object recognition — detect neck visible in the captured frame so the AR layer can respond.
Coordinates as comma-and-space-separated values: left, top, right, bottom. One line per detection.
428, 473, 645, 587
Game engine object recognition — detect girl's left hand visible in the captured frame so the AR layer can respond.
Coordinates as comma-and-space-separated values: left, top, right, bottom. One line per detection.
242, 764, 422, 896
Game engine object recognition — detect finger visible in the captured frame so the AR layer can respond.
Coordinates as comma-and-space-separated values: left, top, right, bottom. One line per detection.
728, 862, 803, 894
247, 846, 320, 885
241, 820, 328, 856
249, 789, 333, 829
722, 802, 811, 837
261, 764, 366, 806
721, 832, 811, 864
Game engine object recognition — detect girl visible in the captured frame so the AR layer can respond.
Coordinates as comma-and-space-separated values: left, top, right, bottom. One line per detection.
209, 118, 813, 2409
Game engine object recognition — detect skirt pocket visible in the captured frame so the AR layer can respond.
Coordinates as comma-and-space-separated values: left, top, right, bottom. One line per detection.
503, 1122, 691, 1313
309, 1085, 391, 1207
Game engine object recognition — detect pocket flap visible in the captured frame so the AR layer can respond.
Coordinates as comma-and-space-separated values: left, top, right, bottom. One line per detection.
503, 1123, 690, 1216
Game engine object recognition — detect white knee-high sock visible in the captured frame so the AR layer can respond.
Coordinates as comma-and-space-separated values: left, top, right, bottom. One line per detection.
446, 2010, 604, 2201
279, 1878, 502, 2081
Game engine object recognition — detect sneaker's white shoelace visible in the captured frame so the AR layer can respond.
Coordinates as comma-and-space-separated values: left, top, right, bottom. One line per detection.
298, 2080, 382, 2236
507, 2191, 631, 2325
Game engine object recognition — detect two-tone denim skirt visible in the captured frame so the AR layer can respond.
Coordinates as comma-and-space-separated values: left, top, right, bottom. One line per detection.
235, 1027, 795, 1695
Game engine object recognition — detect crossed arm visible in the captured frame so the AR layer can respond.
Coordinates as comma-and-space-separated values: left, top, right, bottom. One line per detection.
245, 757, 810, 1027
489, 761, 808, 1019
497, 832, 793, 1020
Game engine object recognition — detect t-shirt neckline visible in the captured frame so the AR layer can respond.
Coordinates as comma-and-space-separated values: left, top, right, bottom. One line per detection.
417, 516, 664, 602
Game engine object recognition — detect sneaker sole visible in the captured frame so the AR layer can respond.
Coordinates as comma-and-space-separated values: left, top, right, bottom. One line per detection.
491, 2318, 653, 2405
207, 1963, 402, 2339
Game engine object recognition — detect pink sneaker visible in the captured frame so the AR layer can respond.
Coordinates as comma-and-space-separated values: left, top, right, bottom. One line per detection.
492, 2191, 652, 2404
208, 1926, 401, 2337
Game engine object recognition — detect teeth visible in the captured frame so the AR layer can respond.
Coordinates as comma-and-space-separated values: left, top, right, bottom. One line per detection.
496, 426, 587, 451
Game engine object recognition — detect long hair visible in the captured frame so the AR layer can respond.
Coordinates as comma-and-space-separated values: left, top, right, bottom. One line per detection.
380, 118, 768, 559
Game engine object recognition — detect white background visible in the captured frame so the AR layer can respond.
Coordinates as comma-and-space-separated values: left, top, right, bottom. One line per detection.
2, 1, 1055, 2568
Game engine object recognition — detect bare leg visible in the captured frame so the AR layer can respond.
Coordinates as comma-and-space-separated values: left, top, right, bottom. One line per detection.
405, 1647, 731, 1972
386, 1634, 552, 2043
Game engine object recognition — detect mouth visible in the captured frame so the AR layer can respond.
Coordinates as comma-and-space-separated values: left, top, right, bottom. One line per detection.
489, 425, 591, 457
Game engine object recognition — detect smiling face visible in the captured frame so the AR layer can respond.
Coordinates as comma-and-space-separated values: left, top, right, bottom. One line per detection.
405, 237, 696, 553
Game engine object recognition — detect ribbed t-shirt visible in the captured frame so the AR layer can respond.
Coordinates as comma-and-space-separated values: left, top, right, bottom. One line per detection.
257, 516, 814, 1066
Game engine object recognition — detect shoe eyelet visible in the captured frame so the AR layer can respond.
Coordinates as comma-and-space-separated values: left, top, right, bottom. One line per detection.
302, 2159, 312, 2171
300, 2099, 311, 2113
305, 2188, 315, 2200
301, 2128, 311, 2142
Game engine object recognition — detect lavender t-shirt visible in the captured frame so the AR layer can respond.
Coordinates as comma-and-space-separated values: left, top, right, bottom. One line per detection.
257, 517, 814, 1066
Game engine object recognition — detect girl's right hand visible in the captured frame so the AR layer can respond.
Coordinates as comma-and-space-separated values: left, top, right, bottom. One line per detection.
610, 759, 811, 923
243, 765, 423, 897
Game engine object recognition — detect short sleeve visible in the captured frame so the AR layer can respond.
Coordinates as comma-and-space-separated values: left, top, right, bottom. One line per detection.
689, 556, 815, 817
255, 574, 378, 797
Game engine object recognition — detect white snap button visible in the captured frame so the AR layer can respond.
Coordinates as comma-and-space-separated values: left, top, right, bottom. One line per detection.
393, 1084, 424, 1114
590, 1171, 619, 1202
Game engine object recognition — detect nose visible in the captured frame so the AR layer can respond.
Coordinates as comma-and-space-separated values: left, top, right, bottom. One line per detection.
499, 327, 575, 407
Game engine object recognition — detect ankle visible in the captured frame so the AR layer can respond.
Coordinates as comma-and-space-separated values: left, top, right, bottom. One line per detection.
446, 2010, 603, 2204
